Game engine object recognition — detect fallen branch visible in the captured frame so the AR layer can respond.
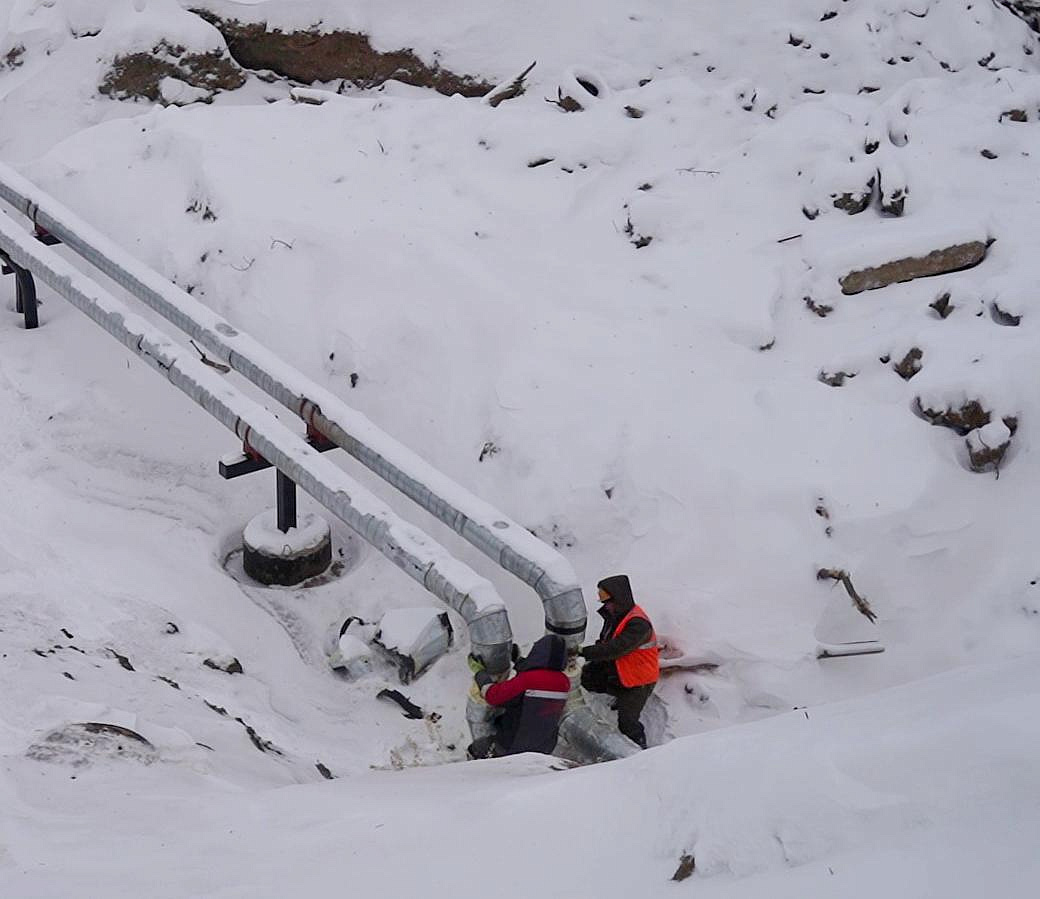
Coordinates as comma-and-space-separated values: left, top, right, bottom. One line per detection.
486, 61, 536, 108
817, 568, 878, 623
189, 339, 231, 373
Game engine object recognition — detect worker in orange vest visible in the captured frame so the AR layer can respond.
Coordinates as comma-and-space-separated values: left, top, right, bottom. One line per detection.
578, 574, 659, 748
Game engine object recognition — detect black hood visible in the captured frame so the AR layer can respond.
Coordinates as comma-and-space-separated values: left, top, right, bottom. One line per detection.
519, 634, 567, 672
597, 574, 635, 616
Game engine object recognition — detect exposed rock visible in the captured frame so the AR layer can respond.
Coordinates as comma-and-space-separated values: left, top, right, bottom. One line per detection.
818, 370, 856, 387
914, 398, 991, 434
893, 347, 923, 380
878, 165, 909, 216
672, 854, 696, 882
100, 42, 245, 103
831, 175, 874, 214
966, 420, 1012, 475
3, 45, 24, 69
839, 241, 988, 295
235, 716, 282, 754
980, 148, 999, 159
882, 188, 907, 216
930, 292, 954, 319
203, 655, 243, 675
991, 302, 1022, 326
27, 722, 157, 767
1001, 108, 1029, 122
108, 648, 135, 671
194, 12, 492, 97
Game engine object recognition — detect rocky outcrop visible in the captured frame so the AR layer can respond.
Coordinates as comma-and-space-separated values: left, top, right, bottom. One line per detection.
839, 240, 988, 295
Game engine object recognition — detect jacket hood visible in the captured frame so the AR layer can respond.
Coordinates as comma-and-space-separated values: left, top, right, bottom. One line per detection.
520, 634, 567, 672
597, 574, 635, 616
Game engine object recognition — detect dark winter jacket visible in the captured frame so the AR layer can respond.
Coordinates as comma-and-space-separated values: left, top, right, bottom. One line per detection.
475, 634, 570, 755
580, 574, 653, 664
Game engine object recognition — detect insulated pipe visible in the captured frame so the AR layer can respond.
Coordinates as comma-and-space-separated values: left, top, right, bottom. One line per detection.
0, 213, 514, 682
0, 163, 588, 648
1, 170, 642, 763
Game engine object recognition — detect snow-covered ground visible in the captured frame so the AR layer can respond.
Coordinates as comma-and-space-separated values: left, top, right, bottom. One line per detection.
2, 1, 1039, 895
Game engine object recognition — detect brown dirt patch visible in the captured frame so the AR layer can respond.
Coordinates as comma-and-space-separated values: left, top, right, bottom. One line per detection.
193, 11, 493, 97
100, 42, 245, 102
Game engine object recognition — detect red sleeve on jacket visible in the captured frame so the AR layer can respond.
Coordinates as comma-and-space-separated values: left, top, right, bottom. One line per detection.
483, 670, 570, 706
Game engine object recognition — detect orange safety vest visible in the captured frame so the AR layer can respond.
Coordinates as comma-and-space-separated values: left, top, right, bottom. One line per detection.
613, 604, 659, 687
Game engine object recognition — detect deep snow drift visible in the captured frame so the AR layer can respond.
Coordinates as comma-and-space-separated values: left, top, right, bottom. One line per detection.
1, 1, 1039, 895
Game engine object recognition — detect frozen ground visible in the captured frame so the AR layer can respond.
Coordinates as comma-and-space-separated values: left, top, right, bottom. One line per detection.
1, 1, 1039, 895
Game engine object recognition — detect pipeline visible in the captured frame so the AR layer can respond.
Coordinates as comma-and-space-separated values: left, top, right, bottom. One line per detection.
0, 210, 514, 693
0, 167, 645, 762
0, 161, 588, 649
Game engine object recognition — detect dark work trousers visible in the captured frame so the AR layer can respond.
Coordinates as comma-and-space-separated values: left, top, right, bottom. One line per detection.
580, 660, 654, 749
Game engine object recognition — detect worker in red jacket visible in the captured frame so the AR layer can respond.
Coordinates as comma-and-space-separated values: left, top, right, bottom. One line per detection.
467, 634, 570, 758
578, 574, 659, 748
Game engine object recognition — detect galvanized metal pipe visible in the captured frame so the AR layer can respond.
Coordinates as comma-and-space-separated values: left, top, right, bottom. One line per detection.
0, 166, 645, 763
0, 212, 514, 682
0, 162, 588, 648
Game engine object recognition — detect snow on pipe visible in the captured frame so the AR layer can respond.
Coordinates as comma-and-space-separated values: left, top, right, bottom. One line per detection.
0, 213, 514, 686
0, 168, 639, 762
0, 164, 588, 648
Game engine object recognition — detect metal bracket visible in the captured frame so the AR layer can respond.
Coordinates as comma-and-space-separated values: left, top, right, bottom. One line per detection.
33, 226, 60, 246
219, 428, 337, 532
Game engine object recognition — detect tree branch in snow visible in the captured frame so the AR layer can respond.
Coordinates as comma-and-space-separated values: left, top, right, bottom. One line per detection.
486, 61, 536, 107
816, 568, 878, 623
545, 86, 583, 112
189, 339, 231, 373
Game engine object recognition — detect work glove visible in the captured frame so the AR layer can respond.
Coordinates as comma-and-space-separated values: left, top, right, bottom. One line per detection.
474, 669, 494, 691
467, 653, 486, 674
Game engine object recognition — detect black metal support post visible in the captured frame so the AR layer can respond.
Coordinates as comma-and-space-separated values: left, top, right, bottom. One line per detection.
276, 469, 297, 533
1, 251, 39, 329
15, 266, 38, 329
220, 428, 335, 533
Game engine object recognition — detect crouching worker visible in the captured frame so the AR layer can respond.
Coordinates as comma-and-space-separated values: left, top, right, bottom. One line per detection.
578, 574, 659, 749
466, 634, 570, 759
